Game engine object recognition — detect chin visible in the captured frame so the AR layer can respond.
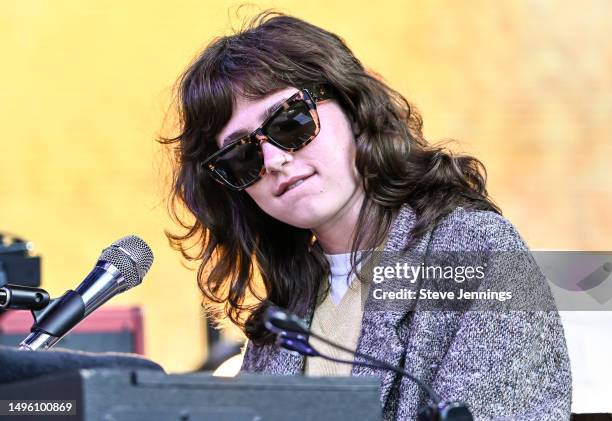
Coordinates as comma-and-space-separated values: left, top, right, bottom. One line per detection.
283, 216, 321, 230
278, 208, 328, 230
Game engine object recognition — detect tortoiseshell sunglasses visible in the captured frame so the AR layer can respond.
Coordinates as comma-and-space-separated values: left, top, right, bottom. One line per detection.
201, 85, 334, 190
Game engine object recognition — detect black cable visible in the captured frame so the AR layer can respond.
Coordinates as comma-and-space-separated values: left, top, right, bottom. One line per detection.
307, 330, 442, 404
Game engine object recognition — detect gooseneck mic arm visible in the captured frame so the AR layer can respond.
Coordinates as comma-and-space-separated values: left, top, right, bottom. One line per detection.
264, 306, 473, 421
263, 306, 441, 402
278, 330, 416, 379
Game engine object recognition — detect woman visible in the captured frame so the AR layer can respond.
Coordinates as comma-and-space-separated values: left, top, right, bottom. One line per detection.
163, 11, 571, 420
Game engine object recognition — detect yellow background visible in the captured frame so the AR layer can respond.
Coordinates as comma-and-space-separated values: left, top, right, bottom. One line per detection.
1, 1, 611, 372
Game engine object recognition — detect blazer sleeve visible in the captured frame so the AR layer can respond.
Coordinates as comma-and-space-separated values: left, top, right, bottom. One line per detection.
429, 214, 572, 420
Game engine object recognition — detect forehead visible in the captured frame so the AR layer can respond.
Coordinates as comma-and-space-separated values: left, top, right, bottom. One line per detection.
215, 86, 299, 148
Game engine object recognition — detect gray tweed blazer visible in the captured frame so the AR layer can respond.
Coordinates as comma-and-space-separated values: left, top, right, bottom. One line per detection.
240, 204, 572, 420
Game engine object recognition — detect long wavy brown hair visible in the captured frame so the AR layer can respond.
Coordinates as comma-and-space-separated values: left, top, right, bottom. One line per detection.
161, 11, 501, 344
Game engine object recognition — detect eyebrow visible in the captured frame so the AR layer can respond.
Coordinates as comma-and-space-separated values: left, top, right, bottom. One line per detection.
221, 96, 290, 146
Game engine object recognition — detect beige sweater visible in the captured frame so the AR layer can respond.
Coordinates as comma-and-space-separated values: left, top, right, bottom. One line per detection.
304, 244, 385, 376
304, 276, 367, 376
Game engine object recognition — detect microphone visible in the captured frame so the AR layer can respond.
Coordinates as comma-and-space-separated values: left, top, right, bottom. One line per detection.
264, 306, 473, 421
19, 235, 154, 351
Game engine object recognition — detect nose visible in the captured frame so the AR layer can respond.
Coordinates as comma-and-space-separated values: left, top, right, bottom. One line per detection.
261, 140, 293, 174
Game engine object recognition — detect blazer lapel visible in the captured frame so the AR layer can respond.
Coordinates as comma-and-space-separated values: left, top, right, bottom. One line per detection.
352, 204, 432, 407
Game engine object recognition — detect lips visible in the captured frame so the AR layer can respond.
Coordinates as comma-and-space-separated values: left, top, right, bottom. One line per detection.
275, 173, 314, 197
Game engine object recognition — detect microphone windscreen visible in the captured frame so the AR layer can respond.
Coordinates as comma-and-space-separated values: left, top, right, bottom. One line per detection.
99, 235, 154, 289
264, 307, 309, 335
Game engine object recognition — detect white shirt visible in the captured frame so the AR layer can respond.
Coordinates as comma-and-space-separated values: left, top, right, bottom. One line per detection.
324, 251, 364, 304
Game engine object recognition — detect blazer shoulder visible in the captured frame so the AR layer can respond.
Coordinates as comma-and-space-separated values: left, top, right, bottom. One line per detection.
429, 207, 530, 252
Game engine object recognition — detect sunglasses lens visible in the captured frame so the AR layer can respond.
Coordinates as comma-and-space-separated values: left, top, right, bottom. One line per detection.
212, 140, 263, 188
265, 98, 317, 149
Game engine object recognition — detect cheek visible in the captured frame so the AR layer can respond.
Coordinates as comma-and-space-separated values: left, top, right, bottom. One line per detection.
245, 182, 268, 204
317, 127, 359, 179
244, 179, 282, 216
318, 107, 356, 154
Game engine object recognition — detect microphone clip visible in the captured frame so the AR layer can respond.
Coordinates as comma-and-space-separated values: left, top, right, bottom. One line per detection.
30, 290, 85, 338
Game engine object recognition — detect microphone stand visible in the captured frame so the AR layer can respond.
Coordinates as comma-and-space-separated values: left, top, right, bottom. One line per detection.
0, 283, 73, 350
0, 283, 86, 351
0, 284, 50, 311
